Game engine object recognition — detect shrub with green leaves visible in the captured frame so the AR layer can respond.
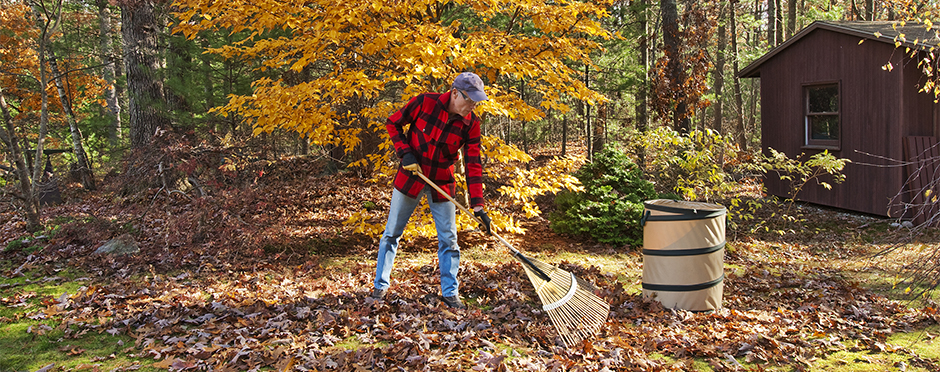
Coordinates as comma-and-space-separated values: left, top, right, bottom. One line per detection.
635, 126, 740, 201
549, 148, 660, 247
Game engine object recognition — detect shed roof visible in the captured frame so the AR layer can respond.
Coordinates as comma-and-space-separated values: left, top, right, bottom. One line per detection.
739, 20, 940, 78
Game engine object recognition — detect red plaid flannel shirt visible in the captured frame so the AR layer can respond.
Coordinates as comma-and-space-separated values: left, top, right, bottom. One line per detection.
386, 91, 485, 208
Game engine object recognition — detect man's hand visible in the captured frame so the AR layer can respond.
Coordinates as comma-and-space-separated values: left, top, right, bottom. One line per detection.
474, 209, 492, 235
402, 153, 419, 174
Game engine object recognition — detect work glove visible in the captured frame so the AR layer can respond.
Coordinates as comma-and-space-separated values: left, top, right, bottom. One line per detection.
402, 152, 419, 174
474, 209, 492, 235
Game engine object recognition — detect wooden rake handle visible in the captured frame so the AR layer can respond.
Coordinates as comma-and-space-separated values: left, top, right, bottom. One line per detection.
412, 170, 551, 282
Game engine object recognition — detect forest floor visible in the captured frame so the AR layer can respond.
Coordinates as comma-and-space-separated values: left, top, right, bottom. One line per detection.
1, 145, 939, 371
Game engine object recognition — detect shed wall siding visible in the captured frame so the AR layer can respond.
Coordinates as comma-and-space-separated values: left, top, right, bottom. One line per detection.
759, 29, 924, 216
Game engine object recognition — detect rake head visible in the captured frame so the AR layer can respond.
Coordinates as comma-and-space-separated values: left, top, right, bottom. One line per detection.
515, 254, 610, 347
410, 170, 609, 345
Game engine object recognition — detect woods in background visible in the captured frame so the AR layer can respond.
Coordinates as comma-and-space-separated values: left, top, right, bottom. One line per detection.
1, 0, 937, 232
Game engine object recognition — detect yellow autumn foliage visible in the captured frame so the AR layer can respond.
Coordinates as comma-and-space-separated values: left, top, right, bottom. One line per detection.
172, 0, 612, 237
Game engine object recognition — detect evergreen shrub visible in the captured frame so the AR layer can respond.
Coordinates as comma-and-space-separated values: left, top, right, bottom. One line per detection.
549, 148, 661, 247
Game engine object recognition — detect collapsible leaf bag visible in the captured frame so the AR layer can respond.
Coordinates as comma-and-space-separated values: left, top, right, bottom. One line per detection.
641, 199, 726, 312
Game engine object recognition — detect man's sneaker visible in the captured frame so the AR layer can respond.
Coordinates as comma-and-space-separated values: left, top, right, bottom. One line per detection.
371, 288, 387, 300
441, 295, 466, 310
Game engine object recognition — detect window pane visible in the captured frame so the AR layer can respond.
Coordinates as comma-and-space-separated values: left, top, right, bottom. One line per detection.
809, 115, 839, 140
808, 85, 839, 113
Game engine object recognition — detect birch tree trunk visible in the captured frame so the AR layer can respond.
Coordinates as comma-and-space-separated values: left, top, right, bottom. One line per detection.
31, 3, 96, 190
28, 1, 55, 199
584, 65, 592, 159
45, 49, 97, 190
97, 0, 122, 147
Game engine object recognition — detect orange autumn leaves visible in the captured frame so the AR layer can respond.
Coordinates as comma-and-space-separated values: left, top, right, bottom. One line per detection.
0, 1, 107, 145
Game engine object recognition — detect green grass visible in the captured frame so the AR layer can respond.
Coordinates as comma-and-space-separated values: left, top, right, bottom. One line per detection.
647, 352, 714, 370
725, 263, 747, 277
493, 341, 530, 361
891, 325, 940, 360
0, 266, 156, 371
808, 329, 940, 372
0, 267, 85, 320
329, 336, 392, 354
831, 243, 940, 303
0, 321, 150, 371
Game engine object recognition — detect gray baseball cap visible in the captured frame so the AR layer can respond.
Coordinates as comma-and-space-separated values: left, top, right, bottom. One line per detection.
452, 72, 488, 102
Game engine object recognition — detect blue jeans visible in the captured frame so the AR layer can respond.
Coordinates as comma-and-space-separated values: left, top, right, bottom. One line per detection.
374, 187, 460, 297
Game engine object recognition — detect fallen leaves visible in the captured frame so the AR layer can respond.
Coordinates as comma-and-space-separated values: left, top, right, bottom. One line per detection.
1, 155, 938, 370
1, 253, 914, 371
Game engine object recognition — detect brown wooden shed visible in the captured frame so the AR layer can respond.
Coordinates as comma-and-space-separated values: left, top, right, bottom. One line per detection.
739, 20, 940, 220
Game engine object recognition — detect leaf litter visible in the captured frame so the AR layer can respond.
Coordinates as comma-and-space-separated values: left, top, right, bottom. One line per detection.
1, 148, 938, 371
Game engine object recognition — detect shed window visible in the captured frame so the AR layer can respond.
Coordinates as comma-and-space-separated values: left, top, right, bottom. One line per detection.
805, 83, 840, 148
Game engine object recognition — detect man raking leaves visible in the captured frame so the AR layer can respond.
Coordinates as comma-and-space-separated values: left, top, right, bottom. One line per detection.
373, 72, 609, 345
372, 72, 491, 310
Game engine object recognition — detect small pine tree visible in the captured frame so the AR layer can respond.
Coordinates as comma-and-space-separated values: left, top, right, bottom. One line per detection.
549, 148, 661, 247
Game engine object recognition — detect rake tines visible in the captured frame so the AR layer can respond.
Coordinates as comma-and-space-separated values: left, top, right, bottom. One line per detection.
517, 253, 610, 347
412, 171, 609, 346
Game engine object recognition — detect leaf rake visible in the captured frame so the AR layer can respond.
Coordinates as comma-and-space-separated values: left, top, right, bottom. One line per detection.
414, 171, 609, 346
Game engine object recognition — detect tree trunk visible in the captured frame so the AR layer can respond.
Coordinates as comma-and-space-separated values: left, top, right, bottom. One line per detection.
31, 2, 95, 190
767, 0, 776, 45
731, 0, 746, 151
747, 79, 758, 146
45, 49, 97, 190
112, 23, 127, 128
97, 0, 122, 147
28, 3, 54, 195
0, 87, 41, 231
713, 3, 727, 134
637, 0, 650, 170
593, 104, 605, 154
122, 0, 170, 148
561, 115, 567, 156
786, 0, 797, 39
698, 106, 706, 132
775, 0, 783, 44
505, 117, 512, 146
584, 65, 592, 159
520, 80, 529, 157
661, 0, 689, 134
224, 49, 237, 136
